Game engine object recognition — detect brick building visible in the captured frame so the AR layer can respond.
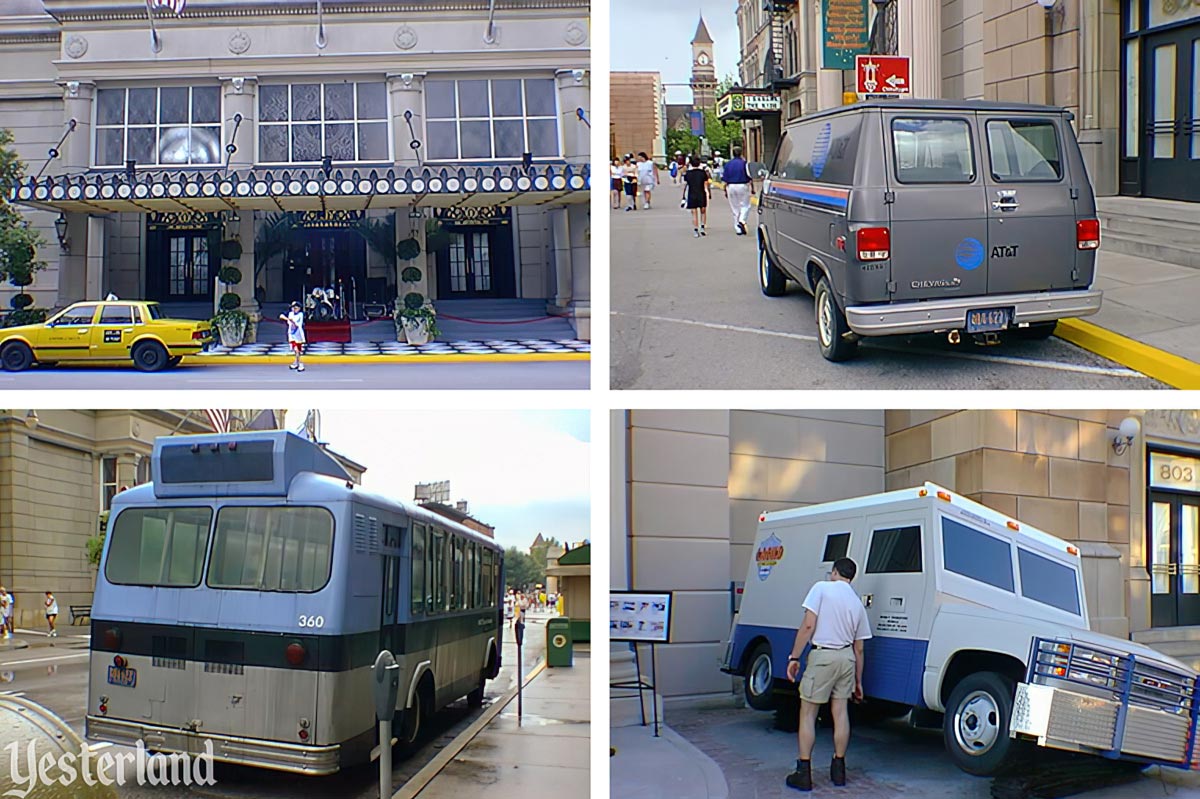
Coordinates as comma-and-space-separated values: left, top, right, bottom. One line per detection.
609, 72, 664, 161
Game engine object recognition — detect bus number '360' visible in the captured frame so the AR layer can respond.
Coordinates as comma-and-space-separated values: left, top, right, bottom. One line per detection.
298, 615, 326, 628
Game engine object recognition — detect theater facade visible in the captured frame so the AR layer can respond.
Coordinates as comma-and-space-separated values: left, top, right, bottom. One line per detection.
0, 0, 590, 337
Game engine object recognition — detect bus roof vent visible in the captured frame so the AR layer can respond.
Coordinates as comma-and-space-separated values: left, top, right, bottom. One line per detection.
354, 514, 380, 554
151, 430, 351, 498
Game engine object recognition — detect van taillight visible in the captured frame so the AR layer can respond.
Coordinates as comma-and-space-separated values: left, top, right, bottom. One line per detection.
285, 642, 307, 667
1076, 219, 1100, 250
856, 227, 890, 261
103, 628, 121, 649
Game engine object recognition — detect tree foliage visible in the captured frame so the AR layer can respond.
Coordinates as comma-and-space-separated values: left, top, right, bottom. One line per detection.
529, 535, 562, 571
702, 107, 744, 159
0, 129, 47, 301
504, 546, 544, 592
666, 129, 700, 159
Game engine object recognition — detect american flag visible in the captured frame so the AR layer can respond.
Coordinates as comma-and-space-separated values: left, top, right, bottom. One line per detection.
147, 0, 186, 15
204, 409, 230, 433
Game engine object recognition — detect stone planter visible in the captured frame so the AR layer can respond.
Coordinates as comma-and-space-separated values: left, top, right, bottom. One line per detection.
216, 318, 247, 348
402, 316, 431, 345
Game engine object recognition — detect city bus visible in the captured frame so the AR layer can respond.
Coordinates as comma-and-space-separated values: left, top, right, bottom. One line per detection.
86, 430, 504, 775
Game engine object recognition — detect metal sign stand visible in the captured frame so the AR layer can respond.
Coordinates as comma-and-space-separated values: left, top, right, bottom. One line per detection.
611, 642, 660, 738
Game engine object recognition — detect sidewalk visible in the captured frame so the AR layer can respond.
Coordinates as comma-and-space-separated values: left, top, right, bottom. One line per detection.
610, 723, 728, 799
402, 646, 590, 799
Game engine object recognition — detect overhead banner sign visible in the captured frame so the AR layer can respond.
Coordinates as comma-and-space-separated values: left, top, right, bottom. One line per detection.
716, 90, 782, 120
689, 110, 705, 137
822, 0, 870, 70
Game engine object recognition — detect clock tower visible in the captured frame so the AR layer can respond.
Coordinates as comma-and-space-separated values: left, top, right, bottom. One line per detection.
690, 15, 716, 110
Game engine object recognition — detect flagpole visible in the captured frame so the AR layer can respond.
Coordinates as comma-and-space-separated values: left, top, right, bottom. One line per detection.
145, 1, 162, 53
315, 0, 327, 49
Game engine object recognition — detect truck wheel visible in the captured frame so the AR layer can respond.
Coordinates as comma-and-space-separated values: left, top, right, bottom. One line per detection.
131, 340, 168, 372
943, 672, 1019, 776
759, 239, 787, 297
1011, 322, 1057, 341
743, 642, 777, 711
0, 341, 33, 372
815, 276, 858, 362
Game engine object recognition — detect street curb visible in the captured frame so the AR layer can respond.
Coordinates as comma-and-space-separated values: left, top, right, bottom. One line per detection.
0, 640, 30, 652
1055, 318, 1200, 389
392, 658, 548, 799
184, 352, 589, 366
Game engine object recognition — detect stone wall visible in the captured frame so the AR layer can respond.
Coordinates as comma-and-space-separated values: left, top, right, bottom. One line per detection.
983, 0, 1079, 119
611, 73, 661, 161
942, 0, 985, 99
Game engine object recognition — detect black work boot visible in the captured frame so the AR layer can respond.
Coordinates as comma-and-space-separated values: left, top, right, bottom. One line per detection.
831, 756, 847, 786
786, 760, 812, 791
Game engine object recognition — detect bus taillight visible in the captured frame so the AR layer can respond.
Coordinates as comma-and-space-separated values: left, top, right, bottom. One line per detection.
285, 642, 307, 667
103, 627, 121, 649
298, 717, 310, 741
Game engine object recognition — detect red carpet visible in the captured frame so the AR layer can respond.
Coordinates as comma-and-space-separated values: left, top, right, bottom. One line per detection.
306, 319, 351, 343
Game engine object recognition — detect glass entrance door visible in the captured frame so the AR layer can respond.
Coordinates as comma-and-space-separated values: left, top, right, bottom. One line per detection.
166, 232, 212, 300
443, 231, 497, 298
1143, 26, 1200, 201
1150, 492, 1200, 627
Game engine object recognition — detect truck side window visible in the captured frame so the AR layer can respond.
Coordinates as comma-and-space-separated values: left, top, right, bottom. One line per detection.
866, 526, 922, 573
942, 517, 1014, 591
1018, 548, 1081, 614
822, 532, 850, 562
986, 119, 1062, 181
891, 118, 974, 184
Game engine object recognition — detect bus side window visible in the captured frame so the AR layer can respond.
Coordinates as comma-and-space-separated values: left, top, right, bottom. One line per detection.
430, 527, 445, 613
454, 536, 465, 611
411, 523, 425, 617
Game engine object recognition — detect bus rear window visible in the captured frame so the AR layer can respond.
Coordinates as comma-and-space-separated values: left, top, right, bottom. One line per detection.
208, 506, 334, 592
106, 507, 212, 587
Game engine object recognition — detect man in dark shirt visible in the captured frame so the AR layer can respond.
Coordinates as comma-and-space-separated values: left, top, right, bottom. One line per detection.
721, 146, 755, 236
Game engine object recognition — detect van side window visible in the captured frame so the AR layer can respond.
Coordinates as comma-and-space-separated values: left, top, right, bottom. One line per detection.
942, 517, 1014, 591
866, 526, 922, 573
891, 118, 975, 183
986, 119, 1062, 181
1018, 548, 1081, 614
822, 532, 850, 562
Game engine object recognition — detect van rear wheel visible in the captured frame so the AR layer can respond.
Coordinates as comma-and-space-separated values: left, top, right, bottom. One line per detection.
943, 672, 1020, 776
759, 239, 787, 297
743, 642, 777, 711
815, 276, 858, 362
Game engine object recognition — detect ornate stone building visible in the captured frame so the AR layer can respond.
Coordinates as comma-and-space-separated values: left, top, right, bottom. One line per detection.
690, 16, 718, 111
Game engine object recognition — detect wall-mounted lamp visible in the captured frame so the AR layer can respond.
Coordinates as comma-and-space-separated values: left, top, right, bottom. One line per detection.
571, 69, 585, 83
1112, 416, 1140, 455
231, 76, 245, 94
24, 409, 38, 429
400, 73, 414, 87
54, 213, 69, 252
408, 208, 423, 219
321, 154, 333, 178
1034, 0, 1065, 29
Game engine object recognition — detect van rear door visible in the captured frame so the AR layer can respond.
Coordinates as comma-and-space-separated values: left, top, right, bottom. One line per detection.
883, 112, 989, 303
978, 113, 1080, 295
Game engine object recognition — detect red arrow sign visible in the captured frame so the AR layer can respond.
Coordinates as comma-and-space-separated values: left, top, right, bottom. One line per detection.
856, 55, 911, 95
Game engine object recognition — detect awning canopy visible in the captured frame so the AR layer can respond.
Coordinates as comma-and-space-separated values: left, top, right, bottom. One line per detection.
8, 163, 590, 215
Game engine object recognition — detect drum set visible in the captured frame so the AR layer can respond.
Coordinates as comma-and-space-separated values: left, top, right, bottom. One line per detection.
301, 279, 360, 321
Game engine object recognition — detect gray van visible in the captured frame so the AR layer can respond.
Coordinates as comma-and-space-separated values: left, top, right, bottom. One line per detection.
756, 99, 1102, 361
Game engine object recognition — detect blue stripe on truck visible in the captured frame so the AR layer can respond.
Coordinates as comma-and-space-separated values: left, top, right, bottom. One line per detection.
730, 623, 928, 707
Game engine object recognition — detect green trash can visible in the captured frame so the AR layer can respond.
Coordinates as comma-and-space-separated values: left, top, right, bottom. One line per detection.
546, 617, 573, 667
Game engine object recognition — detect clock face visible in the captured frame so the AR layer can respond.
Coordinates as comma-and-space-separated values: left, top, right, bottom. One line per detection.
698, 53, 710, 66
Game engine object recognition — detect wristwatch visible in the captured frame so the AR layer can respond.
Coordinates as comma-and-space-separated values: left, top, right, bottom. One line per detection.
788, 655, 801, 662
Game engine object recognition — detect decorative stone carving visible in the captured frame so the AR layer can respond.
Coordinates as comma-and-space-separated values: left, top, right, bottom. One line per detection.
1144, 410, 1200, 440
64, 35, 88, 59
229, 30, 251, 55
564, 22, 587, 46
394, 25, 417, 50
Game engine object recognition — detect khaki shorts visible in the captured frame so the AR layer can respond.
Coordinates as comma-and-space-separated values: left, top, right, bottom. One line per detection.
799, 647, 856, 703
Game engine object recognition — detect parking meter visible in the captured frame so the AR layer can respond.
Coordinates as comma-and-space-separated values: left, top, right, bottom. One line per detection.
514, 613, 525, 721
372, 650, 401, 799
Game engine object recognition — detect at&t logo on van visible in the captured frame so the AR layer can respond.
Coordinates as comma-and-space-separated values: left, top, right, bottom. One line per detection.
755, 533, 785, 581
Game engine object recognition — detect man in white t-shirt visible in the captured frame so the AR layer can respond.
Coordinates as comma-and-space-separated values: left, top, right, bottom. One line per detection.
784, 557, 872, 791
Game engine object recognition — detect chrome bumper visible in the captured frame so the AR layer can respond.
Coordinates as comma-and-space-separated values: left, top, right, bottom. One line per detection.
86, 715, 340, 775
844, 289, 1102, 337
1010, 683, 1195, 767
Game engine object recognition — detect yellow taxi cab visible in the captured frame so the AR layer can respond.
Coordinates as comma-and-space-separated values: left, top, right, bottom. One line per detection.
0, 300, 212, 372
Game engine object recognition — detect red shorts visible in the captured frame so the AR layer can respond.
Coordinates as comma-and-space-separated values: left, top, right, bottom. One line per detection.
290, 341, 304, 354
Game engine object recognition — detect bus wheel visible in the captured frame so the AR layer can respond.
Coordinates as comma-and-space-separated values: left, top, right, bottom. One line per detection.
943, 672, 1019, 776
467, 671, 486, 708
743, 642, 777, 711
399, 689, 426, 749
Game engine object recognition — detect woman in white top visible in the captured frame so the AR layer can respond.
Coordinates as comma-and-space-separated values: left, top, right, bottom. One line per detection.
44, 591, 58, 637
281, 301, 306, 372
610, 158, 623, 209
636, 152, 659, 210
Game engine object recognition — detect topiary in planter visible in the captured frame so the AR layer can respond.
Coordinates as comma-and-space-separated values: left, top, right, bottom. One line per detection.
220, 239, 243, 261
396, 237, 421, 261
219, 292, 242, 311
403, 291, 424, 311
400, 266, 422, 283
218, 265, 243, 285
10, 293, 33, 310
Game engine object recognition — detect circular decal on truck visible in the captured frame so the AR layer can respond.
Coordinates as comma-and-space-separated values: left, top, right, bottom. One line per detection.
955, 237, 985, 271
811, 122, 832, 179
755, 533, 785, 581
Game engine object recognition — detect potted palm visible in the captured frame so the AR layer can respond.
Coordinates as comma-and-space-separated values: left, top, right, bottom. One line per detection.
212, 263, 249, 347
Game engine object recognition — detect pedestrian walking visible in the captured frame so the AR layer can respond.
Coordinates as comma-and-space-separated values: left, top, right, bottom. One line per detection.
682, 155, 711, 237
674, 151, 687, 184
281, 301, 306, 372
0, 588, 11, 639
668, 154, 679, 185
622, 156, 639, 211
722, 146, 755, 236
636, 152, 659, 209
44, 591, 58, 638
610, 157, 624, 209
784, 557, 872, 791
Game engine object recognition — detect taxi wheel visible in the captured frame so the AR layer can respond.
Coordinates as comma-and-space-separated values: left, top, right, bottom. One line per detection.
131, 341, 168, 372
166, 356, 183, 369
815, 276, 858, 362
0, 341, 33, 372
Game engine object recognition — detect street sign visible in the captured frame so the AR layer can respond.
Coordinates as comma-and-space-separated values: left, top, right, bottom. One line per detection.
856, 55, 911, 95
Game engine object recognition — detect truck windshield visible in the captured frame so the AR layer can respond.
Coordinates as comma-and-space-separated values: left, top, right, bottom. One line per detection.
105, 506, 213, 587
208, 506, 333, 592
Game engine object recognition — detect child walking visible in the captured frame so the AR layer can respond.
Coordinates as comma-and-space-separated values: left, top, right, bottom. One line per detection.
44, 591, 57, 638
282, 301, 306, 372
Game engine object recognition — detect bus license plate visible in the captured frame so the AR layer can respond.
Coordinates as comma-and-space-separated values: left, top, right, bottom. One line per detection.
965, 308, 1011, 333
107, 665, 137, 688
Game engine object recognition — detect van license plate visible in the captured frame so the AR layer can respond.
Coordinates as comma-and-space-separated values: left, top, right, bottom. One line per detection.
107, 666, 137, 688
966, 308, 1011, 333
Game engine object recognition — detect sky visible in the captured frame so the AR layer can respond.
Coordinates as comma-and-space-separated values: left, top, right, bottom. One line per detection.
612, 0, 741, 105
283, 410, 590, 553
